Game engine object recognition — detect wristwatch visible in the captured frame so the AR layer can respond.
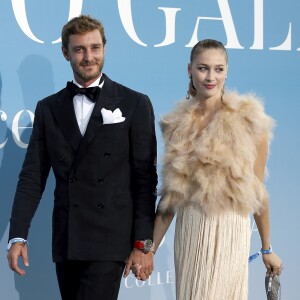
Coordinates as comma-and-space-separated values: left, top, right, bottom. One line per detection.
134, 239, 153, 254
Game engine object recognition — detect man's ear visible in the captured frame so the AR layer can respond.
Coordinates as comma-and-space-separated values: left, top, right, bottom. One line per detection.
62, 46, 70, 61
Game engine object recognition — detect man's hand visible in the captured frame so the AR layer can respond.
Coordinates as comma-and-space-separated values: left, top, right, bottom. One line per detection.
7, 242, 29, 276
123, 248, 154, 280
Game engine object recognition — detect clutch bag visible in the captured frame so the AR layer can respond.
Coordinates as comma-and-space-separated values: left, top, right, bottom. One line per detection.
265, 274, 281, 300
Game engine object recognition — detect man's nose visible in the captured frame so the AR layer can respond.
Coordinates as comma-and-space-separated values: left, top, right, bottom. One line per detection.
83, 48, 93, 61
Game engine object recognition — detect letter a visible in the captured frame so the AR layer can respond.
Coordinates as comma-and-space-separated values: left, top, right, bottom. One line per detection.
186, 0, 243, 49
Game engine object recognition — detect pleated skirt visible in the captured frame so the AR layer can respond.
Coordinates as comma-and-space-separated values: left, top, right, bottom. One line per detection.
174, 204, 250, 300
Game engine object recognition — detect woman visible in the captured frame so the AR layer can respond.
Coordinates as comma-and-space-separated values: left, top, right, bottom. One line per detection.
152, 39, 282, 299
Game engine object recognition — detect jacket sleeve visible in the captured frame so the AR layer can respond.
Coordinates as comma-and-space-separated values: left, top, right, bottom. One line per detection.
129, 95, 157, 241
9, 101, 51, 240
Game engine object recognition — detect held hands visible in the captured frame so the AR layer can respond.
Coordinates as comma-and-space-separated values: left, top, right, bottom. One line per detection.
123, 248, 154, 281
7, 242, 29, 276
262, 251, 283, 276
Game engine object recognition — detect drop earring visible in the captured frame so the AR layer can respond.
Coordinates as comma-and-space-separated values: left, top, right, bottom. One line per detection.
221, 85, 225, 101
186, 90, 190, 99
186, 76, 192, 99
221, 76, 227, 101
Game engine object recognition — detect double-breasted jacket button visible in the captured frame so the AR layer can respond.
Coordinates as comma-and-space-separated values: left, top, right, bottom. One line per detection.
59, 155, 65, 162
104, 152, 111, 158
98, 178, 104, 183
97, 203, 104, 209
68, 177, 77, 183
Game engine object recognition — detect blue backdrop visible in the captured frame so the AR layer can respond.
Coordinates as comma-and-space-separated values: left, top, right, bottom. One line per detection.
0, 1, 298, 299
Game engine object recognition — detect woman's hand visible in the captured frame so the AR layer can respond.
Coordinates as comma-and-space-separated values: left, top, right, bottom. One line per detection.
262, 252, 283, 276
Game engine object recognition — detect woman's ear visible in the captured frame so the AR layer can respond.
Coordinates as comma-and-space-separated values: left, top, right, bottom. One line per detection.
187, 63, 192, 77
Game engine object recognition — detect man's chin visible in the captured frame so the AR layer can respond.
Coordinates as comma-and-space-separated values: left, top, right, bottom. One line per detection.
79, 72, 102, 83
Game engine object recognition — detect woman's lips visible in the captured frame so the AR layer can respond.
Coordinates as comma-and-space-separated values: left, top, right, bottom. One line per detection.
204, 84, 216, 89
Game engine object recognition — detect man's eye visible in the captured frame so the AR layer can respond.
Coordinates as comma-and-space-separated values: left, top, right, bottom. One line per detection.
91, 45, 101, 51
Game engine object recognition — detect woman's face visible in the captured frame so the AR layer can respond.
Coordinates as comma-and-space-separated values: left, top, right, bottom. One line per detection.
188, 48, 227, 100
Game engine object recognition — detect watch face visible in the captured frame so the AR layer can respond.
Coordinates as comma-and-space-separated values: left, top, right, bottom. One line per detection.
143, 239, 153, 252
134, 239, 153, 253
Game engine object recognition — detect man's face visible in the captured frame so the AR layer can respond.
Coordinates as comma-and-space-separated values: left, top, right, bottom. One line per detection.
62, 29, 105, 87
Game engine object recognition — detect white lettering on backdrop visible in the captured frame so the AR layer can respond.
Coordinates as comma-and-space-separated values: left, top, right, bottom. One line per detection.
118, 0, 294, 50
0, 110, 8, 149
10, 0, 295, 50
124, 270, 175, 288
0, 110, 34, 149
11, 0, 83, 44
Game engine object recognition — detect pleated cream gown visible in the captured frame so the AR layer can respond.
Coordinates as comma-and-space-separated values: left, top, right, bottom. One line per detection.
174, 204, 250, 300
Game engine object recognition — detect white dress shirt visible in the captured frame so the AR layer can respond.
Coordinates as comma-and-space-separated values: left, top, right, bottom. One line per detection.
73, 75, 104, 135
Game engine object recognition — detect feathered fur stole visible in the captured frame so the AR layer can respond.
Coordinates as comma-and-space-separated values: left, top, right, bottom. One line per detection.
158, 91, 275, 216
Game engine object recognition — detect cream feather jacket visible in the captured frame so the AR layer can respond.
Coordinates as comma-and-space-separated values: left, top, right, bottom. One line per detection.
158, 91, 275, 216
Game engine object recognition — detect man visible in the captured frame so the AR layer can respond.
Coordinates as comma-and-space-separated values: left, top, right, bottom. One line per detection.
7, 15, 157, 299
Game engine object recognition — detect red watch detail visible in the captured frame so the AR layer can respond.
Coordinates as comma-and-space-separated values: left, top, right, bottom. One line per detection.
134, 240, 145, 249
134, 239, 153, 253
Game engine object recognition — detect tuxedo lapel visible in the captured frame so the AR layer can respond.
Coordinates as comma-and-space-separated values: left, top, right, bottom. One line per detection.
74, 76, 122, 165
51, 88, 82, 152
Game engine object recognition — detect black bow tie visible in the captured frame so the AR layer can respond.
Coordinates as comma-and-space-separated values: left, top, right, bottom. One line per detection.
66, 82, 100, 102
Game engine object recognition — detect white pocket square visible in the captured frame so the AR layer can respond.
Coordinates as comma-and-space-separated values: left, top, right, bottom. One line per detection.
101, 108, 125, 124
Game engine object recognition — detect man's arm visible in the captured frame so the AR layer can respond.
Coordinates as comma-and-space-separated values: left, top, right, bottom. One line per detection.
7, 101, 51, 275
129, 95, 157, 239
124, 95, 157, 279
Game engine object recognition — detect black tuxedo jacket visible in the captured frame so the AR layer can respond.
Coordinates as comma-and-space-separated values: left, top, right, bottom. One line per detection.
9, 74, 157, 262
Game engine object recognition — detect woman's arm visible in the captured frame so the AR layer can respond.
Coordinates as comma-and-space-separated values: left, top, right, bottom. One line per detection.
253, 134, 282, 275
152, 210, 175, 253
